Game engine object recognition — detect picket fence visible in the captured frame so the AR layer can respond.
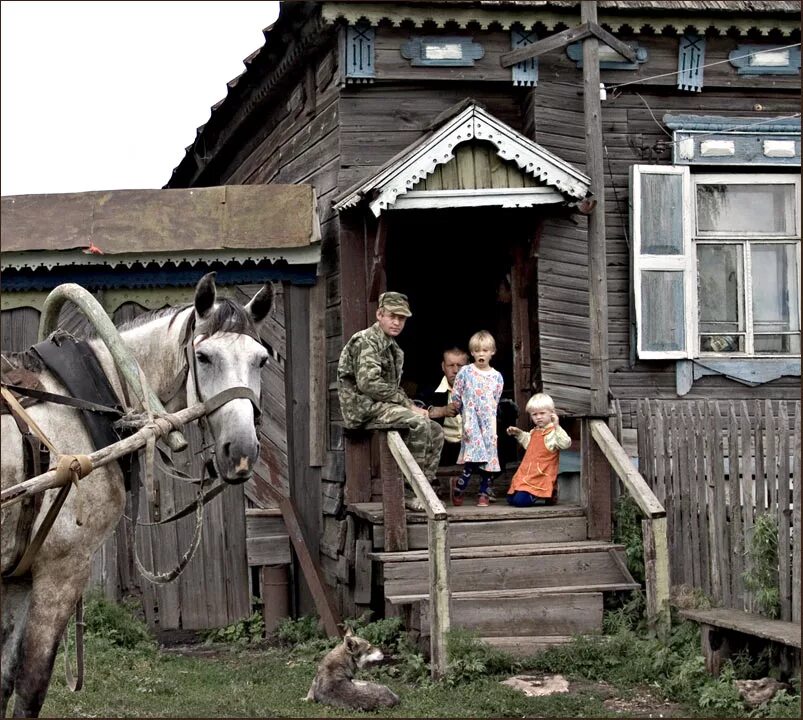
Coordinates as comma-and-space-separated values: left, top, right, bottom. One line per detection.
634, 399, 800, 624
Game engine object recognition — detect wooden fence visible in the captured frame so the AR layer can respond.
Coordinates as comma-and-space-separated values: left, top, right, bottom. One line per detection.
635, 400, 801, 624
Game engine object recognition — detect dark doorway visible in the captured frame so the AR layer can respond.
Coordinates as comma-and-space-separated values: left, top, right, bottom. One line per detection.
385, 207, 533, 401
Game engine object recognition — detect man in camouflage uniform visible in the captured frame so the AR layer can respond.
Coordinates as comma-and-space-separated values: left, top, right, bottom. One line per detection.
338, 292, 444, 510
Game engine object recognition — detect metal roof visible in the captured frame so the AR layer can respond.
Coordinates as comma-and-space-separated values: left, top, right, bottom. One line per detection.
1, 185, 320, 272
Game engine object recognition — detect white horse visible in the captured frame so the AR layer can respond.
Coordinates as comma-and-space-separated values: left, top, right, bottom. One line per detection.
1, 273, 273, 717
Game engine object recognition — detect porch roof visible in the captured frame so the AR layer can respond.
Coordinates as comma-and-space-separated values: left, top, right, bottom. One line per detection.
333, 101, 592, 217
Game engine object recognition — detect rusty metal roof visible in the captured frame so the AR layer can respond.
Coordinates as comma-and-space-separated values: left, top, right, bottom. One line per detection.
1, 185, 320, 271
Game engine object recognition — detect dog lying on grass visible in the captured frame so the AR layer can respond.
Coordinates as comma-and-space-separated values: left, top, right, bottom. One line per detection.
304, 631, 400, 711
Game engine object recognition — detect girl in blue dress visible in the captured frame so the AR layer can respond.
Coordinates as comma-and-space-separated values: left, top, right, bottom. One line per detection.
450, 330, 504, 507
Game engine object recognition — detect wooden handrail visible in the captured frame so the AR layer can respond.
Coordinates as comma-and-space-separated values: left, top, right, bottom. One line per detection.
589, 419, 670, 633
384, 430, 451, 681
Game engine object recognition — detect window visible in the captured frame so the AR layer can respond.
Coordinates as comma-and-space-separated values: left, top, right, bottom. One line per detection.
631, 166, 800, 359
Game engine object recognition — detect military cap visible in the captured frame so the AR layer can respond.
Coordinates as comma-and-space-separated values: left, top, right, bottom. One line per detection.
378, 291, 412, 317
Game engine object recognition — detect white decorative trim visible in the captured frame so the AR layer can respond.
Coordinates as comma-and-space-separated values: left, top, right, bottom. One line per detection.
335, 104, 591, 216
763, 139, 796, 158
392, 187, 565, 210
0, 245, 322, 272
700, 139, 735, 156
321, 2, 798, 36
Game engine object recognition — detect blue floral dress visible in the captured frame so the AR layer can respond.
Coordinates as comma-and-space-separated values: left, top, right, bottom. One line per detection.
451, 364, 504, 472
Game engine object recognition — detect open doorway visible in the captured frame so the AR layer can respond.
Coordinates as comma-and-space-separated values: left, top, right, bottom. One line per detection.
384, 207, 531, 402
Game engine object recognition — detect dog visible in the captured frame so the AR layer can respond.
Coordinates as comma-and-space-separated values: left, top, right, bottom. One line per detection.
304, 630, 400, 711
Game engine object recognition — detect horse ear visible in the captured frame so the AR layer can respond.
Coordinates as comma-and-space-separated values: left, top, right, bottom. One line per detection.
245, 282, 274, 325
194, 272, 217, 319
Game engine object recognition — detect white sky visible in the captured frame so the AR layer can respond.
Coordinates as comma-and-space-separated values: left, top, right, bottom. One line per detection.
1, 1, 281, 197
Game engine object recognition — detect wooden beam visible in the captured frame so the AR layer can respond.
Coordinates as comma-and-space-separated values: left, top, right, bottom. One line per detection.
581, 1, 610, 416
500, 23, 592, 67
587, 22, 637, 63
253, 466, 342, 638
367, 216, 387, 303
379, 431, 408, 552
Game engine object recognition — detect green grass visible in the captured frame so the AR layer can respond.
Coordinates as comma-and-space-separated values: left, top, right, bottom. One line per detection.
38, 596, 801, 718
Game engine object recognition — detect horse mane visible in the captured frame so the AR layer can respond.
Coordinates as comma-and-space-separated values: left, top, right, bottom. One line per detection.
1, 348, 44, 373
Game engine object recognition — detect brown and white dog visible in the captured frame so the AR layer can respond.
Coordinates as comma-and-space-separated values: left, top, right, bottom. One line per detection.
304, 631, 400, 711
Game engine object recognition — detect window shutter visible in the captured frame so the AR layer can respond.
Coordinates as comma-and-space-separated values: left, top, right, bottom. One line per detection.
631, 165, 695, 359
511, 28, 538, 87
678, 34, 705, 92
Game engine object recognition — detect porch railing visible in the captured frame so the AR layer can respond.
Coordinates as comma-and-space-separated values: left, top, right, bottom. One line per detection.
380, 430, 451, 681
589, 419, 670, 633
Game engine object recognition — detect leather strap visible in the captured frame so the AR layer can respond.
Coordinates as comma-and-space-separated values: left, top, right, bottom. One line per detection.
1, 383, 122, 416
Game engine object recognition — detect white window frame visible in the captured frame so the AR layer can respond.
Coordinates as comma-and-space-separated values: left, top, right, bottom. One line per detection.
692, 173, 801, 358
632, 165, 695, 359
632, 166, 801, 360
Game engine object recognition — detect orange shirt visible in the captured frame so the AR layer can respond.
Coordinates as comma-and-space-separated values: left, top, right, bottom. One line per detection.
507, 425, 565, 498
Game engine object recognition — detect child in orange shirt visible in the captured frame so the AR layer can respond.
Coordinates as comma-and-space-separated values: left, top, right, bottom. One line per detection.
505, 393, 571, 506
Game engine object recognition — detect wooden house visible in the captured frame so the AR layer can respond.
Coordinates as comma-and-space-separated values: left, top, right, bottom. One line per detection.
4, 1, 799, 651
164, 0, 800, 653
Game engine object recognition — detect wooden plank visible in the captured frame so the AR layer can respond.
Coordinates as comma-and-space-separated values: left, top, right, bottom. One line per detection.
777, 402, 791, 621
754, 400, 766, 516
374, 516, 588, 550
678, 405, 696, 588
379, 432, 408, 552
739, 400, 755, 611
678, 608, 801, 648
589, 420, 664, 518
308, 277, 326, 467
374, 539, 624, 562
511, 241, 532, 428
388, 583, 639, 604
765, 399, 778, 514
428, 517, 451, 680
710, 402, 730, 607
500, 23, 593, 66
694, 402, 711, 597
247, 535, 291, 566
643, 516, 670, 633
354, 539, 373, 605
728, 403, 744, 610
348, 501, 586, 524
792, 403, 801, 625
420, 592, 602, 637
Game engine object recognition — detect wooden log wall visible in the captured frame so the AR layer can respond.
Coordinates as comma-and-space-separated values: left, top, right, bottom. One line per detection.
636, 399, 801, 623
519, 34, 800, 421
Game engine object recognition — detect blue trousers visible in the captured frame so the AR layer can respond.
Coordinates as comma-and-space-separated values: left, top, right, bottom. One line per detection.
507, 490, 550, 507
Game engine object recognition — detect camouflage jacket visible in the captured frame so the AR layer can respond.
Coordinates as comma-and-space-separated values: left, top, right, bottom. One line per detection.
337, 322, 412, 429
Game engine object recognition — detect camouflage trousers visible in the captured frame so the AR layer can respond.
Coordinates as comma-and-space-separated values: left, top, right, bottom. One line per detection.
367, 404, 444, 483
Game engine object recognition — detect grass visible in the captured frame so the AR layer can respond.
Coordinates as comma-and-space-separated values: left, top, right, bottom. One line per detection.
38, 594, 801, 718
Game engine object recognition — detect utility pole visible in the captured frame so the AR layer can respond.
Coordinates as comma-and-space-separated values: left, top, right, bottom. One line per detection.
581, 0, 610, 418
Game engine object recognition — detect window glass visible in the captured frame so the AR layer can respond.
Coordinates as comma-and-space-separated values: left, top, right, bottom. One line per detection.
752, 243, 800, 354
641, 270, 685, 351
640, 173, 684, 254
697, 183, 796, 235
697, 244, 744, 334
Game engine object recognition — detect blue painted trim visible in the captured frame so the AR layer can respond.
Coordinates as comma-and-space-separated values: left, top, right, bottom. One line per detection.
346, 23, 375, 79
676, 358, 800, 395
1, 263, 317, 292
664, 114, 801, 133
401, 36, 484, 67
678, 34, 705, 92
511, 27, 538, 87
566, 41, 647, 70
729, 45, 801, 75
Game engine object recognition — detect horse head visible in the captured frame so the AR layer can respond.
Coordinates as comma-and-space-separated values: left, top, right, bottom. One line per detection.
190, 272, 274, 483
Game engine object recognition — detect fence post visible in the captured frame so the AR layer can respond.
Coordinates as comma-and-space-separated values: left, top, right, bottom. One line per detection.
643, 516, 671, 636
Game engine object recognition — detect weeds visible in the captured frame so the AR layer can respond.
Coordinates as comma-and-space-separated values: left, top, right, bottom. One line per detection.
83, 589, 154, 651
744, 512, 781, 619
613, 494, 645, 584
445, 628, 520, 686
202, 610, 265, 646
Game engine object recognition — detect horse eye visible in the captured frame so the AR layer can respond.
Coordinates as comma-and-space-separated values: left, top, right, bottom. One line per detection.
258, 356, 268, 368
196, 352, 211, 365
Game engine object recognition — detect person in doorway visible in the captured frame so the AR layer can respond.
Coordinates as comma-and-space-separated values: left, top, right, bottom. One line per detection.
450, 330, 504, 507
417, 347, 470, 466
337, 292, 444, 511
505, 393, 571, 507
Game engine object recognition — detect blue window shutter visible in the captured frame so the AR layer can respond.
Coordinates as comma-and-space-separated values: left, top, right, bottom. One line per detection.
678, 34, 705, 92
346, 23, 375, 81
511, 28, 538, 87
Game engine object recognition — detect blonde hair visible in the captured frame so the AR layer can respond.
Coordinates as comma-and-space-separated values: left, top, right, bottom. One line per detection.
468, 330, 496, 353
526, 393, 555, 413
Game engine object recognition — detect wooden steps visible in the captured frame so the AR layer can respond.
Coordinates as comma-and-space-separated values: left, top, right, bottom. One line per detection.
349, 501, 638, 657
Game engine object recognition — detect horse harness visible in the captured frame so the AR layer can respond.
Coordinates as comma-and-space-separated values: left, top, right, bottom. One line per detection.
1, 319, 263, 580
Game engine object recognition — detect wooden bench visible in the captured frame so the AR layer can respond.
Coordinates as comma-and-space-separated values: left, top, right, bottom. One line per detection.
679, 607, 801, 679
